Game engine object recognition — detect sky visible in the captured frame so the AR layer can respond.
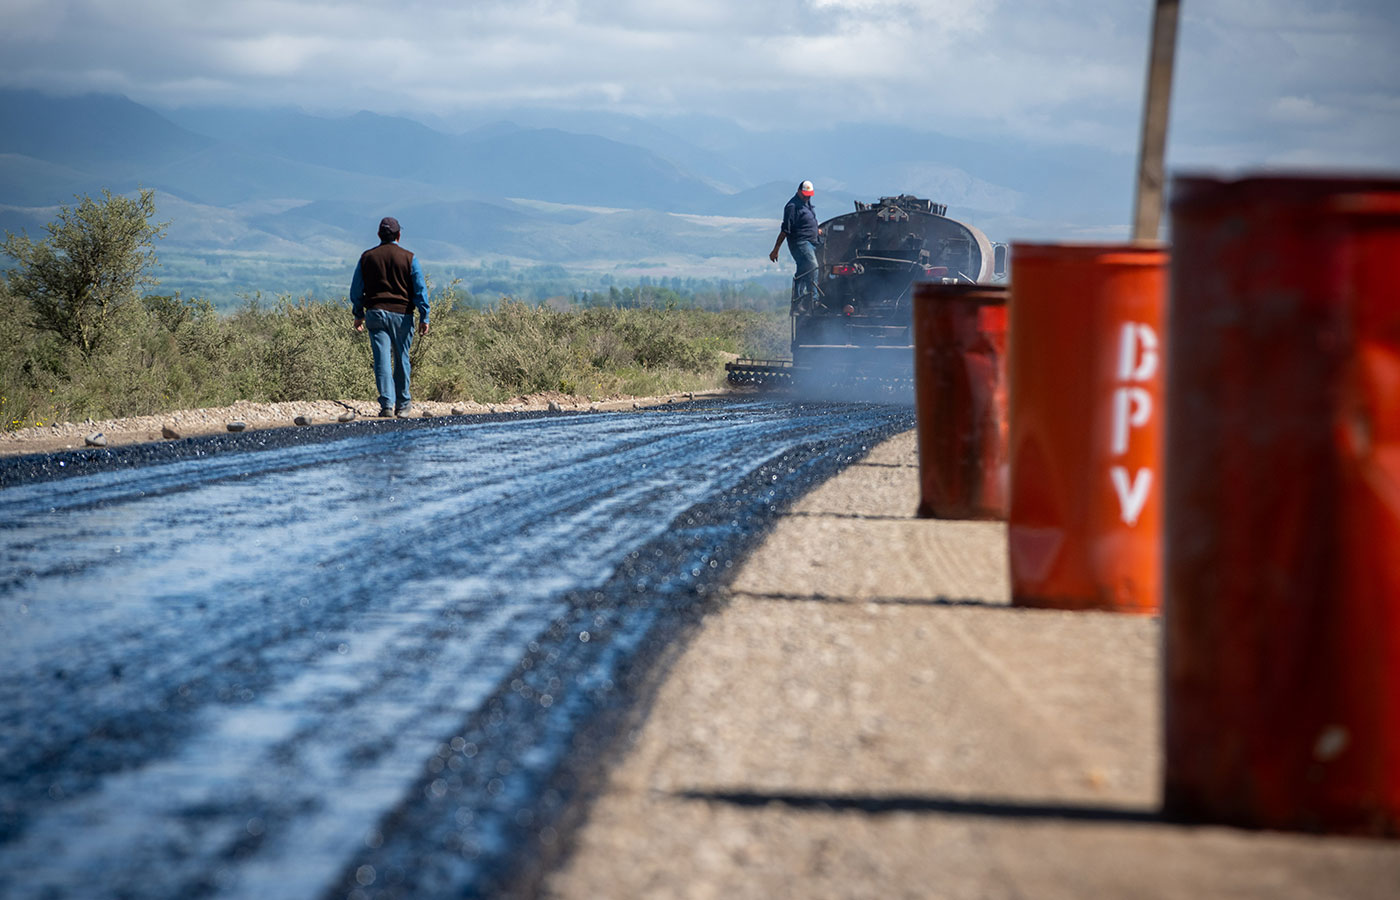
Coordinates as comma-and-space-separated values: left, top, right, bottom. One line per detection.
0, 0, 1396, 173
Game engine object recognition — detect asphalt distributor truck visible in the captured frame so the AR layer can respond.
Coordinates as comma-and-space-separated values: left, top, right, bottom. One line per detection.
727, 194, 1003, 393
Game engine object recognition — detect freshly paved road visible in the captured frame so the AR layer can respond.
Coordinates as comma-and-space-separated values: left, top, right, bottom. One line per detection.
0, 399, 913, 899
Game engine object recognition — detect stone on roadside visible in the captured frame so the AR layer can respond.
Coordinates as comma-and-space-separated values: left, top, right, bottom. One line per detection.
294, 415, 313, 426
548, 401, 562, 412
337, 410, 356, 423
451, 406, 466, 416
420, 410, 434, 419
84, 432, 107, 447
161, 425, 181, 440
226, 421, 247, 432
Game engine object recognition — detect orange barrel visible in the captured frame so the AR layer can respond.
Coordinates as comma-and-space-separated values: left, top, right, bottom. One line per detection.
912, 282, 1010, 520
1007, 243, 1167, 613
1164, 174, 1400, 834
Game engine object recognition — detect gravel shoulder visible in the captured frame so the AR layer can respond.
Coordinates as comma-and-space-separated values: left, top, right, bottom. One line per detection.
0, 390, 725, 457
542, 430, 1400, 899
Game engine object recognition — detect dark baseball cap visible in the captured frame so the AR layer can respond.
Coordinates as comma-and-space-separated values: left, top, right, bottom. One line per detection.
378, 216, 401, 237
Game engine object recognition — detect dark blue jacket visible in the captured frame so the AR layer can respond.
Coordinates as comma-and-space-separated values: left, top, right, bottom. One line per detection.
782, 193, 820, 245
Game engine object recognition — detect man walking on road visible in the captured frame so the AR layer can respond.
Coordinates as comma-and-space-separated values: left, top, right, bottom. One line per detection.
352, 216, 430, 417
769, 180, 821, 310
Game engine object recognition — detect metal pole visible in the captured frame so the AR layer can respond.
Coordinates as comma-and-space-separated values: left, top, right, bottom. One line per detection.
1131, 0, 1182, 242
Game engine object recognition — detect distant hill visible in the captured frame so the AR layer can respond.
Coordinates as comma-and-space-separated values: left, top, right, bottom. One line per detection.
0, 89, 1131, 303
0, 153, 108, 207
0, 90, 212, 170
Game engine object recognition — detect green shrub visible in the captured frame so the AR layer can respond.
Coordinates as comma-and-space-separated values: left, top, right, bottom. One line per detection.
0, 290, 787, 429
3, 189, 164, 358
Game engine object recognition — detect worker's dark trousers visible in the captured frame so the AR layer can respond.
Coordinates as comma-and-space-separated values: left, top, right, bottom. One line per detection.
789, 239, 818, 300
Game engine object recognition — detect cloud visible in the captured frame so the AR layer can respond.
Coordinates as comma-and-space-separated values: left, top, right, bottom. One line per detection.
1269, 96, 1336, 126
0, 0, 1395, 171
1168, 0, 1399, 169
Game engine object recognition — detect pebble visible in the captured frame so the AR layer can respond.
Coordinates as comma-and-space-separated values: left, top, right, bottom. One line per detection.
84, 432, 107, 447
226, 421, 247, 432
451, 407, 466, 416
548, 401, 562, 412
337, 410, 356, 423
294, 415, 313, 426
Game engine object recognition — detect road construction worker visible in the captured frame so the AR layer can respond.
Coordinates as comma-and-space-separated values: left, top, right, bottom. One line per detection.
351, 217, 430, 417
769, 180, 821, 309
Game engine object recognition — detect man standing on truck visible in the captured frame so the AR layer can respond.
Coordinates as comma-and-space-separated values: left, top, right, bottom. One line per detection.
769, 180, 821, 310
351, 216, 430, 417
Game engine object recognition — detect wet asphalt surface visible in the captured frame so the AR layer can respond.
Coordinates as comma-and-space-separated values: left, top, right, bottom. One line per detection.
0, 398, 914, 899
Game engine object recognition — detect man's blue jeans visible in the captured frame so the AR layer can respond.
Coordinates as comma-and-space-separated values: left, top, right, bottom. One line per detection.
789, 239, 819, 302
364, 308, 414, 411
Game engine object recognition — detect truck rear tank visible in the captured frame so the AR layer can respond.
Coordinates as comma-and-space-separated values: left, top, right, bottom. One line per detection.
727, 194, 1002, 395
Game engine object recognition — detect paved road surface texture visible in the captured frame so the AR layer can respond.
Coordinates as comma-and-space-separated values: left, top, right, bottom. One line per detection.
0, 399, 913, 899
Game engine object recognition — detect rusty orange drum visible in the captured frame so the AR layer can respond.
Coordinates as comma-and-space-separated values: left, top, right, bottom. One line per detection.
1006, 242, 1167, 614
912, 283, 1009, 520
1164, 174, 1400, 835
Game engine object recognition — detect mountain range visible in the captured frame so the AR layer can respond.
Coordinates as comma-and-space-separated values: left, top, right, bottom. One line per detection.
0, 89, 1134, 303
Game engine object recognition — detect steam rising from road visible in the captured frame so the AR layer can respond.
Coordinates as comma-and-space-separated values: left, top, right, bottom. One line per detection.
789, 346, 917, 405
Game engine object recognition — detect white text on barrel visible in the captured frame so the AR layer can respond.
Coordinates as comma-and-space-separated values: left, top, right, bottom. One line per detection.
1111, 322, 1158, 526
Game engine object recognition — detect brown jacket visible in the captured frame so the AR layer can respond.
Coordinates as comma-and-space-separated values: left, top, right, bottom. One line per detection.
357, 241, 417, 315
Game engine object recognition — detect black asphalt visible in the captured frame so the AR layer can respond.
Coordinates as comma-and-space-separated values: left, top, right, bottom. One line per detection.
0, 399, 914, 899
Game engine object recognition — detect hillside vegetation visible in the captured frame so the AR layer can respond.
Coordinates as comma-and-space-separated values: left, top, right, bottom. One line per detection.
1, 290, 788, 431
1, 191, 788, 431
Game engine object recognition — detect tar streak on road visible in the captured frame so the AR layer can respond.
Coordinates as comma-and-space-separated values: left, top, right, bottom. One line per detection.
0, 398, 913, 899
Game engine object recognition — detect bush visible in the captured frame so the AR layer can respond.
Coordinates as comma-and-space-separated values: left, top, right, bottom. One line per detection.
0, 289, 788, 429
2, 189, 165, 358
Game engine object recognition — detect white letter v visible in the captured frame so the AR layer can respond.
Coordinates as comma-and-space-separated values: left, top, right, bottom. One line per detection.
1111, 467, 1153, 526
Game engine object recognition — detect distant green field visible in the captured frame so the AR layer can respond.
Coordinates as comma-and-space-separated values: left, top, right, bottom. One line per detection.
155, 249, 790, 311
155, 251, 351, 308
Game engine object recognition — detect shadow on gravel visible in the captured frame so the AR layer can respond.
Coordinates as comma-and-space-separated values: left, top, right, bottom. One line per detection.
675, 790, 1161, 825
736, 591, 1008, 609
